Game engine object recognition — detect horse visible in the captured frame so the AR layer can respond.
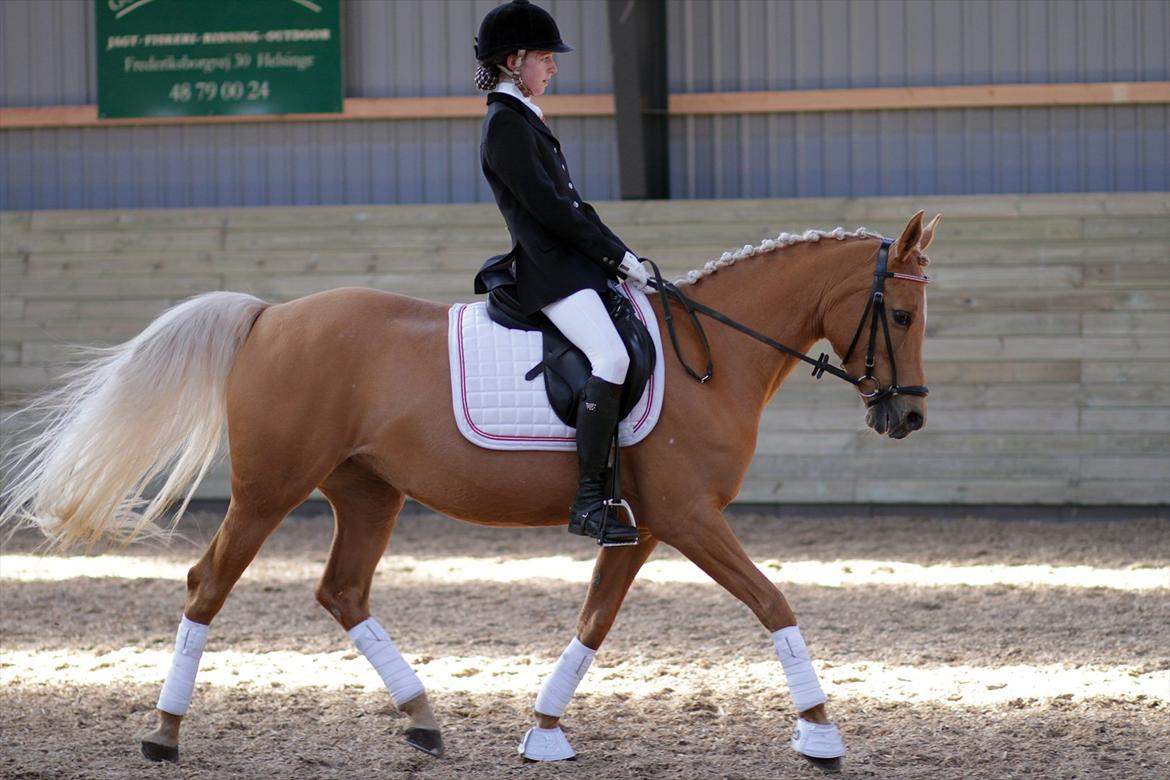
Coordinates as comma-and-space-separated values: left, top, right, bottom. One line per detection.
0, 210, 938, 771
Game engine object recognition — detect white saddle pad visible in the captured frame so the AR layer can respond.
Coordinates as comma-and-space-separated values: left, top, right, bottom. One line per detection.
448, 284, 665, 452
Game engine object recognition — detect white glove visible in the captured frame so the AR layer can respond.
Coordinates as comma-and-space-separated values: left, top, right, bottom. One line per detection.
618, 251, 650, 290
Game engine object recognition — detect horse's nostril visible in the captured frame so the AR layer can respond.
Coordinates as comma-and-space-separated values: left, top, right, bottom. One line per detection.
906, 411, 923, 431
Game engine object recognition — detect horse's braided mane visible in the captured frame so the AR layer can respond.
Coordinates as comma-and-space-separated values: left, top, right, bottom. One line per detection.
676, 227, 886, 286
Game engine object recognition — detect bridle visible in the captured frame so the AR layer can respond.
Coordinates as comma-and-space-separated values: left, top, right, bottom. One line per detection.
644, 237, 930, 407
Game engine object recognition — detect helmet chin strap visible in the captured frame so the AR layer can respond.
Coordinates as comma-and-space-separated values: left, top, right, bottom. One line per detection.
499, 49, 532, 97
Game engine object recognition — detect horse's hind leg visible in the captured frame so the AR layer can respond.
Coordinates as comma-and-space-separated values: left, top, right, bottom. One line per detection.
519, 534, 659, 761
140, 495, 298, 762
314, 461, 443, 757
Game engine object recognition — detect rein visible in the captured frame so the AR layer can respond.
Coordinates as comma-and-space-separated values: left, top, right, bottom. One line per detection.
643, 238, 930, 407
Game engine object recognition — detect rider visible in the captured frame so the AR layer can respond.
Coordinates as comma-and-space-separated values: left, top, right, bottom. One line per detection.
474, 0, 649, 547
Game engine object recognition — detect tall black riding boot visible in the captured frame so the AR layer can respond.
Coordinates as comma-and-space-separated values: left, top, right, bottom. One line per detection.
567, 376, 639, 545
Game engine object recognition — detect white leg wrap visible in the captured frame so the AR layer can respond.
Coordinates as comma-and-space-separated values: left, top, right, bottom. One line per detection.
156, 615, 209, 716
534, 637, 595, 718
772, 626, 827, 712
348, 617, 425, 708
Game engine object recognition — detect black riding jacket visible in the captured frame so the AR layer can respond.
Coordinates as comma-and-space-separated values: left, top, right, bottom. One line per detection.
478, 92, 628, 314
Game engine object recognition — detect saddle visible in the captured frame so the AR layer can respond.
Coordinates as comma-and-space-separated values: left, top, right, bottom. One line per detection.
475, 256, 656, 428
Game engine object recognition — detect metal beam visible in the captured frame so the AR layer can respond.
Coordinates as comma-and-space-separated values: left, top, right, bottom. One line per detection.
607, 0, 669, 200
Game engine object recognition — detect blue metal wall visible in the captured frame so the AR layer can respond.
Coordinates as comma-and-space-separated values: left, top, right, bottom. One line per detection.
1, 0, 1166, 209
666, 0, 1170, 198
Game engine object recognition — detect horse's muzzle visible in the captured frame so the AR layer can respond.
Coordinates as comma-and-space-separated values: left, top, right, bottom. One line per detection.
865, 396, 926, 439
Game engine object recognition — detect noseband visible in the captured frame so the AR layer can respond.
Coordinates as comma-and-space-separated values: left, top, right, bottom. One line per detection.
646, 237, 929, 406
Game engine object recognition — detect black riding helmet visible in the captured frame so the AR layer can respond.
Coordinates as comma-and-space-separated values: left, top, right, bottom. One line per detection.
475, 0, 572, 63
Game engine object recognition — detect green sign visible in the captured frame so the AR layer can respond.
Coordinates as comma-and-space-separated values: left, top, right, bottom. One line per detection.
96, 0, 343, 119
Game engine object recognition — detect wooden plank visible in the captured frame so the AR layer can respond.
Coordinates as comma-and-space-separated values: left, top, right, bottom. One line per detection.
927, 265, 1082, 290
1081, 362, 1170, 385
852, 479, 1169, 505
28, 209, 229, 230
1082, 312, 1170, 336
932, 239, 1170, 265
1082, 216, 1170, 240
751, 453, 1081, 480
1083, 263, 1170, 288
5, 82, 1164, 129
0, 364, 54, 392
928, 289, 1170, 313
0, 212, 32, 230
0, 298, 24, 321
926, 312, 1080, 337
752, 432, 860, 456
670, 82, 1170, 115
1081, 409, 1170, 433
5, 275, 222, 299
848, 432, 1169, 456
222, 225, 510, 251
0, 319, 152, 343
917, 360, 1082, 384
0, 94, 612, 128
23, 250, 464, 276
21, 299, 173, 320
1080, 456, 1170, 481
736, 475, 857, 503
924, 336, 1170, 361
225, 272, 473, 302
761, 406, 1080, 433
223, 203, 504, 229
2, 228, 224, 254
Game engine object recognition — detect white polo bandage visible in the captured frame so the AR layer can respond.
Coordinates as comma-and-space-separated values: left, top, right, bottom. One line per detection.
534, 637, 596, 718
347, 617, 425, 707
772, 626, 827, 712
156, 614, 209, 716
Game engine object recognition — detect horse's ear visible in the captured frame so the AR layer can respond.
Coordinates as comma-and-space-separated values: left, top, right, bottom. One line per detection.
920, 213, 942, 252
892, 210, 925, 265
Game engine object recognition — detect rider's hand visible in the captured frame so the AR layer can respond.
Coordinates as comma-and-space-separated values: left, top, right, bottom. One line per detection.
618, 251, 650, 290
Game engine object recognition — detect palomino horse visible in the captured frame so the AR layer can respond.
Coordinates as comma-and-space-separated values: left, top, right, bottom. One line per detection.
1, 211, 938, 771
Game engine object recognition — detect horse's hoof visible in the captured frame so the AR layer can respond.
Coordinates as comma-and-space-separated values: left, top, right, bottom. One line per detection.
517, 726, 577, 761
404, 727, 444, 757
141, 740, 179, 763
801, 754, 842, 773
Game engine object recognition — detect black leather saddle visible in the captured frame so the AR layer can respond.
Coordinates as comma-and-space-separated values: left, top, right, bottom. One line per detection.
474, 257, 656, 428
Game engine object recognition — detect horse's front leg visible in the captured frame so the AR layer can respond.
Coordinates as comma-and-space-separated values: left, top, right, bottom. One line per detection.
518, 533, 659, 761
659, 508, 845, 772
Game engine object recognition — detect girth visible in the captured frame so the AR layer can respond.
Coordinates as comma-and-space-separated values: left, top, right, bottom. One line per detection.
477, 263, 656, 428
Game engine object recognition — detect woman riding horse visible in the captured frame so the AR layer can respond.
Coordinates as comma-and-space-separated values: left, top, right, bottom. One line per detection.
474, 0, 650, 547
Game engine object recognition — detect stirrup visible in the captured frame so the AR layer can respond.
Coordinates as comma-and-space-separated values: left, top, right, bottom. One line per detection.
598, 498, 638, 548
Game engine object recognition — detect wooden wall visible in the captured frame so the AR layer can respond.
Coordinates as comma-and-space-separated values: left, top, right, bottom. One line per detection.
2, 193, 1167, 505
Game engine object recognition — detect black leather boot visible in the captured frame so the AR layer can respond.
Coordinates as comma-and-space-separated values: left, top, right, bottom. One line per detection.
567, 376, 639, 546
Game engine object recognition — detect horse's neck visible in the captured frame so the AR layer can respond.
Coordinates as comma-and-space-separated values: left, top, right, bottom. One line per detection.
683, 240, 857, 405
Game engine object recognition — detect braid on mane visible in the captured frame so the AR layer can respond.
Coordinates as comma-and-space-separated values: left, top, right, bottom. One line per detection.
676, 227, 885, 286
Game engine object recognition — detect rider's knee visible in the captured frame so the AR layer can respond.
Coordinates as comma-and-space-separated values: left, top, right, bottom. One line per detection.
591, 348, 629, 385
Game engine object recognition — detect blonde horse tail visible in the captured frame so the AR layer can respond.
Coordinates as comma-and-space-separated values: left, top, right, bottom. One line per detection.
0, 292, 268, 550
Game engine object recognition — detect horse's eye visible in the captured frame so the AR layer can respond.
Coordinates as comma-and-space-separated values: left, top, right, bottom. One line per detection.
893, 310, 913, 327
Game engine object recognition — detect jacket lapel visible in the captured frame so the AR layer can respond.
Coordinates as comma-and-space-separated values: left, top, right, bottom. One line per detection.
486, 92, 558, 142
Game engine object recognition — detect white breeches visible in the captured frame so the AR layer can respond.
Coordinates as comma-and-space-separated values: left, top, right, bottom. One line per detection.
542, 289, 629, 385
